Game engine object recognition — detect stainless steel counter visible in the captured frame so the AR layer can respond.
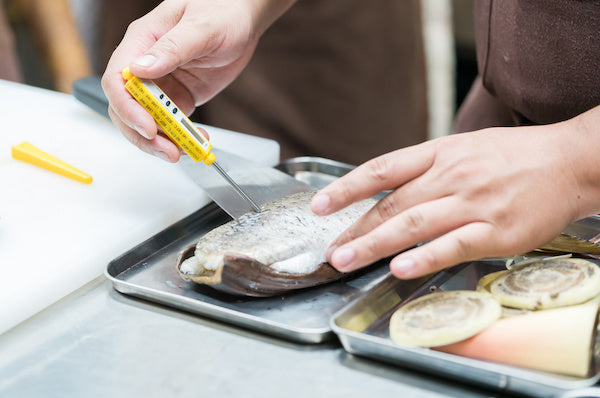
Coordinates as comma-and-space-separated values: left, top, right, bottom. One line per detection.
0, 277, 508, 398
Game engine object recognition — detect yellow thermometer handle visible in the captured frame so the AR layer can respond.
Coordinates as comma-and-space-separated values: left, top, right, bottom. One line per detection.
122, 67, 215, 165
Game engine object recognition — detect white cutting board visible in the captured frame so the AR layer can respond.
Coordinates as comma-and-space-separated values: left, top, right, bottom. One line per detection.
0, 80, 280, 335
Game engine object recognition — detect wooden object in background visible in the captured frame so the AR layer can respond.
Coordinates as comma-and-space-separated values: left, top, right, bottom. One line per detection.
0, 3, 22, 82
8, 0, 92, 93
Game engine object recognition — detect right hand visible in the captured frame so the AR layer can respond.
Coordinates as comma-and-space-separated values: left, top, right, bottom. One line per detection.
101, 0, 294, 162
311, 122, 592, 280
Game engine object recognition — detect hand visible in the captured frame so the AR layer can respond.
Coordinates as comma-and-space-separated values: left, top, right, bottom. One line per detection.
101, 0, 295, 162
311, 122, 593, 279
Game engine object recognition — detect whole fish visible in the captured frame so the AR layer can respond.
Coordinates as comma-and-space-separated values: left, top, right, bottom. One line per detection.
177, 191, 376, 296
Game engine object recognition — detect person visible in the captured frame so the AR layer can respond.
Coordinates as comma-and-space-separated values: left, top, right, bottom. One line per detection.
99, 0, 427, 165
102, 0, 600, 280
310, 1, 600, 278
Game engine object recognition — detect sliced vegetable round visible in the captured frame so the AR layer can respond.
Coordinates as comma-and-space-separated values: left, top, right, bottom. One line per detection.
476, 270, 509, 293
389, 290, 501, 347
490, 258, 600, 310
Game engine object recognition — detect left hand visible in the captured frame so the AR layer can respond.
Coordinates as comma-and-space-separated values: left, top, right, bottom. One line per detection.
311, 123, 588, 279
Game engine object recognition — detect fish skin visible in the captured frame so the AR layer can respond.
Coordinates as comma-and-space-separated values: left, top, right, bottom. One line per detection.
180, 191, 376, 277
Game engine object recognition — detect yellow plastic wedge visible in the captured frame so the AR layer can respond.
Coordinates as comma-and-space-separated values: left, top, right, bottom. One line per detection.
12, 142, 92, 184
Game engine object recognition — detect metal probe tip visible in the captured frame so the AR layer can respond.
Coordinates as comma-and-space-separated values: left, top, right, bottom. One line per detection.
212, 161, 262, 213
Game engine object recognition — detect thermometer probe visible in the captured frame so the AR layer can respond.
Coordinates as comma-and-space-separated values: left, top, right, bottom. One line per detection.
121, 67, 261, 214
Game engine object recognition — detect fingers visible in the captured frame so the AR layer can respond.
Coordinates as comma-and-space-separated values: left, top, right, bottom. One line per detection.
101, 0, 256, 162
107, 106, 181, 162
129, 0, 233, 79
389, 222, 496, 279
103, 73, 157, 134
101, 14, 161, 147
101, 1, 197, 160
328, 177, 443, 250
196, 125, 210, 141
328, 196, 477, 273
130, 22, 206, 79
311, 143, 435, 216
126, 0, 189, 77
150, 74, 196, 115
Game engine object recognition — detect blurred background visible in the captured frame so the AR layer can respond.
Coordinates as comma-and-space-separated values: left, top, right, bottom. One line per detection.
1, 0, 477, 164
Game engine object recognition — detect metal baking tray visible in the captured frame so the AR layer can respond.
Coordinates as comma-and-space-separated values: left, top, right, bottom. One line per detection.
330, 258, 600, 397
106, 157, 389, 344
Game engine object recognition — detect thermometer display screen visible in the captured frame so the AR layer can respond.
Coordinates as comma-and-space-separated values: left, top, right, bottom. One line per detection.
181, 118, 208, 148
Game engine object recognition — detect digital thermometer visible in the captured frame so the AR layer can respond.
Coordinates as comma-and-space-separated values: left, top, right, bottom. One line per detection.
122, 67, 261, 213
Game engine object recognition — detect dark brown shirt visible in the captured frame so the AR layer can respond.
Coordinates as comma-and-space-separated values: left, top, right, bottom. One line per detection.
196, 0, 428, 164
455, 0, 600, 132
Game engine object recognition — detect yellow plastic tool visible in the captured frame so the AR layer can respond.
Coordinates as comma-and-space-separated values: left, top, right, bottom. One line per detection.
122, 67, 215, 165
121, 67, 261, 214
12, 142, 93, 184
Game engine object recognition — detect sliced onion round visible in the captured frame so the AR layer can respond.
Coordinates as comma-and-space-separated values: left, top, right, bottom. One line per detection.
389, 290, 501, 347
490, 258, 600, 310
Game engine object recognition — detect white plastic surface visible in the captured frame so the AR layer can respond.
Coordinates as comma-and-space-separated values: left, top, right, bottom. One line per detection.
0, 80, 279, 335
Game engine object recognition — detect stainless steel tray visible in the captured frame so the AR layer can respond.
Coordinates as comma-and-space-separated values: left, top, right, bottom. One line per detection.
105, 157, 389, 344
330, 258, 600, 397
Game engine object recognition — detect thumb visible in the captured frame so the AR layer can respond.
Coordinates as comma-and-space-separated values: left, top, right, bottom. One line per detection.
129, 20, 220, 79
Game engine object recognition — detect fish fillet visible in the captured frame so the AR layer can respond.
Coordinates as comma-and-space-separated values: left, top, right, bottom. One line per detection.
178, 191, 376, 296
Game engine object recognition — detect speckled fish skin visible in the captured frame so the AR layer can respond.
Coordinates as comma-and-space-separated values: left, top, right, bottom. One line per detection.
187, 191, 376, 275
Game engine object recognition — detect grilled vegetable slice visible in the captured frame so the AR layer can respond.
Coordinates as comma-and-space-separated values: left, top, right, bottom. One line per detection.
389, 291, 501, 347
490, 258, 600, 310
436, 301, 600, 377
476, 270, 508, 293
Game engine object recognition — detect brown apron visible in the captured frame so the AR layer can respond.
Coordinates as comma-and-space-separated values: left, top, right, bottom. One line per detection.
195, 0, 427, 165
99, 0, 428, 166
455, 0, 600, 133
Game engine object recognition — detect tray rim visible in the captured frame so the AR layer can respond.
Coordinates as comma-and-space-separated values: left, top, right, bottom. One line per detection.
105, 157, 376, 344
104, 200, 342, 344
329, 262, 600, 396
106, 272, 332, 341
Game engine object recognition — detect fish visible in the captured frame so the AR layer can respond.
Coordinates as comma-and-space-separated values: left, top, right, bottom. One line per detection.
177, 191, 376, 297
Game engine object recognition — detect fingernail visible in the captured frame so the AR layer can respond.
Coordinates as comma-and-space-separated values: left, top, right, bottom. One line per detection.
326, 244, 338, 262
133, 54, 156, 68
311, 193, 330, 214
135, 126, 151, 140
391, 258, 415, 276
154, 150, 170, 162
131, 122, 151, 139
332, 247, 354, 270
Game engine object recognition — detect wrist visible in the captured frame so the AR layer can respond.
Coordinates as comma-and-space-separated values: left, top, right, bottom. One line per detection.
247, 0, 297, 37
560, 105, 600, 219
